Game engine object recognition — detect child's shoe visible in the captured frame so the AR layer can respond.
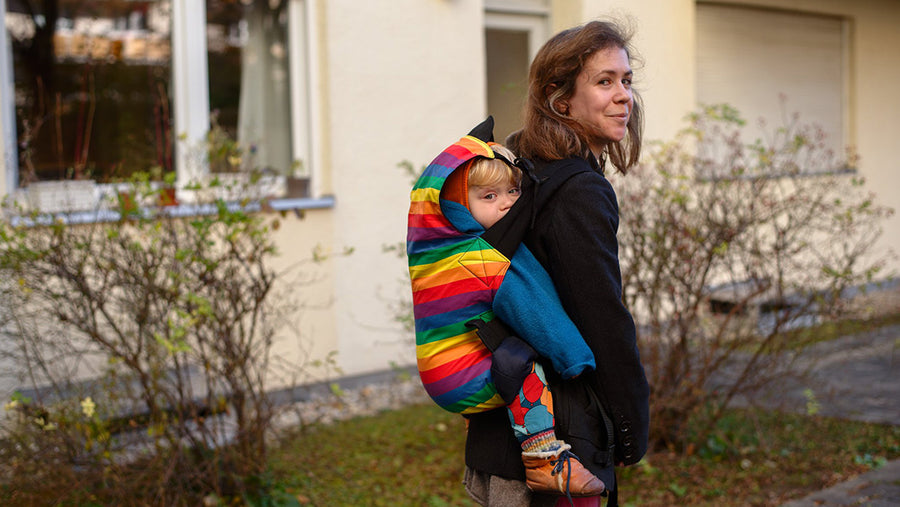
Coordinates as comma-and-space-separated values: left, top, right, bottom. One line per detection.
521, 441, 605, 497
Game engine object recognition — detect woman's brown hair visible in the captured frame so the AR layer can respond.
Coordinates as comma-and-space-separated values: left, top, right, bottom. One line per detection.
508, 20, 643, 173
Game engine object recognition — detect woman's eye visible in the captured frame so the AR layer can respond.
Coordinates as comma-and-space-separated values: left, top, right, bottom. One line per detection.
599, 79, 611, 85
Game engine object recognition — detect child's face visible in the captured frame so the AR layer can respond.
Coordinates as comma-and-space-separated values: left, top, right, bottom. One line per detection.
467, 181, 521, 229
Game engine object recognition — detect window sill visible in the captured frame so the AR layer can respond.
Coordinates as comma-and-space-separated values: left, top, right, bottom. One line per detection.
6, 195, 335, 227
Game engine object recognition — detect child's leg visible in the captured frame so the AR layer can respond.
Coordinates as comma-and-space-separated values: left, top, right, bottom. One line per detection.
505, 362, 557, 451
507, 362, 607, 498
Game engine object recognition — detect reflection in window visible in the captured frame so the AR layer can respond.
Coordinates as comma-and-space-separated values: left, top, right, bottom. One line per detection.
206, 0, 292, 178
5, 0, 173, 184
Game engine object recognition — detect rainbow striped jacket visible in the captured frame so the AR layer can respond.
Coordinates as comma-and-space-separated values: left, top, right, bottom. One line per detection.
407, 121, 594, 414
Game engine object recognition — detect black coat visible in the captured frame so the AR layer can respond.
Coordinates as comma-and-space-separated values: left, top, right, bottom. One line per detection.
464, 155, 650, 499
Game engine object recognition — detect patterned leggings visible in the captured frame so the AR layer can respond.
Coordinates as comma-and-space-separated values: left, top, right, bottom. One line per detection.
505, 361, 555, 443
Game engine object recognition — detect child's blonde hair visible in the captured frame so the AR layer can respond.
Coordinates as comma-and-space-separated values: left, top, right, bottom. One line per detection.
467, 144, 521, 188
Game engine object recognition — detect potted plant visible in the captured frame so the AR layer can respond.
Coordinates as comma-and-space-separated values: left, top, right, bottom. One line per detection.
153, 167, 179, 207
285, 159, 310, 198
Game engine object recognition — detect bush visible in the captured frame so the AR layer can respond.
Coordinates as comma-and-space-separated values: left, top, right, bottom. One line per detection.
0, 175, 299, 504
613, 104, 895, 451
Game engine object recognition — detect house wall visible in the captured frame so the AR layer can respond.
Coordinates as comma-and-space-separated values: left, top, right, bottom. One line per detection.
289, 0, 492, 378
2, 0, 896, 389
265, 208, 341, 387
275, 0, 899, 380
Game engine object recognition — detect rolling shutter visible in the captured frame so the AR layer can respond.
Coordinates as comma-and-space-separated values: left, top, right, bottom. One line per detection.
697, 4, 847, 159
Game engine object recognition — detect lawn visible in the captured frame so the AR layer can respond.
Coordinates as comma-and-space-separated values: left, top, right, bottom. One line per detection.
268, 402, 900, 506
3, 313, 896, 505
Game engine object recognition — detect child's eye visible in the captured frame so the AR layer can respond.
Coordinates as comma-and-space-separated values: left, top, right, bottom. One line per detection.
509, 188, 521, 196
483, 193, 497, 200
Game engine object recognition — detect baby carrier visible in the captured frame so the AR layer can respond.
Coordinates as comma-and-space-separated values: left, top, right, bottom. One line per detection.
407, 117, 594, 414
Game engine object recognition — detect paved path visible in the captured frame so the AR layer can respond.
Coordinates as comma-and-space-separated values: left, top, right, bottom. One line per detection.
777, 325, 899, 506
764, 324, 899, 425
780, 458, 900, 507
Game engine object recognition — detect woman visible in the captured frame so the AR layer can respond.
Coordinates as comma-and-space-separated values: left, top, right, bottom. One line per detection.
463, 20, 650, 507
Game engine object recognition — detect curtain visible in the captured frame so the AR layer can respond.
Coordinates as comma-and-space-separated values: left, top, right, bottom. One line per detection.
237, 0, 291, 175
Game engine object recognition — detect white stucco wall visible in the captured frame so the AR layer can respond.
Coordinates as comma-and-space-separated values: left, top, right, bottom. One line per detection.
317, 0, 491, 376
265, 209, 340, 387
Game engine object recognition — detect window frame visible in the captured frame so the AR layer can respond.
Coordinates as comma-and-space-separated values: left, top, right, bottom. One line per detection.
484, 1, 549, 64
1, 0, 17, 197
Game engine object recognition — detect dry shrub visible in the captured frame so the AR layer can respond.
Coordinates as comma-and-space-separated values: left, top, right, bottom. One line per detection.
614, 104, 895, 451
0, 175, 309, 504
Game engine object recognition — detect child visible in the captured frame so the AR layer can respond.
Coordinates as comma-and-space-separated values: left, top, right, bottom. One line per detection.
407, 117, 605, 498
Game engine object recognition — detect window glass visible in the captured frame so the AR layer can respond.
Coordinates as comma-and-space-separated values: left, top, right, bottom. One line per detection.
206, 0, 292, 178
5, 0, 172, 184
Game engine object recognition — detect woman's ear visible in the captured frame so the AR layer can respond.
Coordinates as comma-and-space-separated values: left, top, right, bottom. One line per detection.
552, 98, 569, 116
545, 83, 569, 115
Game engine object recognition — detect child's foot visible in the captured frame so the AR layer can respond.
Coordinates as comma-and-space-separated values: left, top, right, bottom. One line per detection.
521, 442, 605, 497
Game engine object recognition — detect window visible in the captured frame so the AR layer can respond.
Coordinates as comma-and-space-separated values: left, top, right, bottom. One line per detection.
696, 4, 848, 168
1, 0, 317, 212
484, 0, 548, 142
205, 1, 299, 182
4, 0, 173, 184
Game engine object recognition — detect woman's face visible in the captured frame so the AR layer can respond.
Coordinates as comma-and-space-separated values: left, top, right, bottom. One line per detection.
564, 46, 634, 155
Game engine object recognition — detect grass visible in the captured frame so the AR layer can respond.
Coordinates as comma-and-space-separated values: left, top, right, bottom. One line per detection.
777, 312, 900, 350
268, 403, 900, 507
268, 403, 474, 507
620, 409, 899, 506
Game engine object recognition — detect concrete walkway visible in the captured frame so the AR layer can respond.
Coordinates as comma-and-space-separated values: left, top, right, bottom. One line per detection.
780, 458, 900, 507
776, 324, 899, 506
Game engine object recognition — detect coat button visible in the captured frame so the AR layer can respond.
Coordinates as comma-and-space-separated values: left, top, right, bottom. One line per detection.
620, 421, 631, 433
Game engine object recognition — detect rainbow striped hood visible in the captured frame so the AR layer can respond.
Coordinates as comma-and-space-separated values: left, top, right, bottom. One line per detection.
406, 126, 510, 413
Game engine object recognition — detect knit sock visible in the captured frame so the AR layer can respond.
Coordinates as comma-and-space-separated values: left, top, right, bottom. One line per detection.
521, 429, 558, 452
